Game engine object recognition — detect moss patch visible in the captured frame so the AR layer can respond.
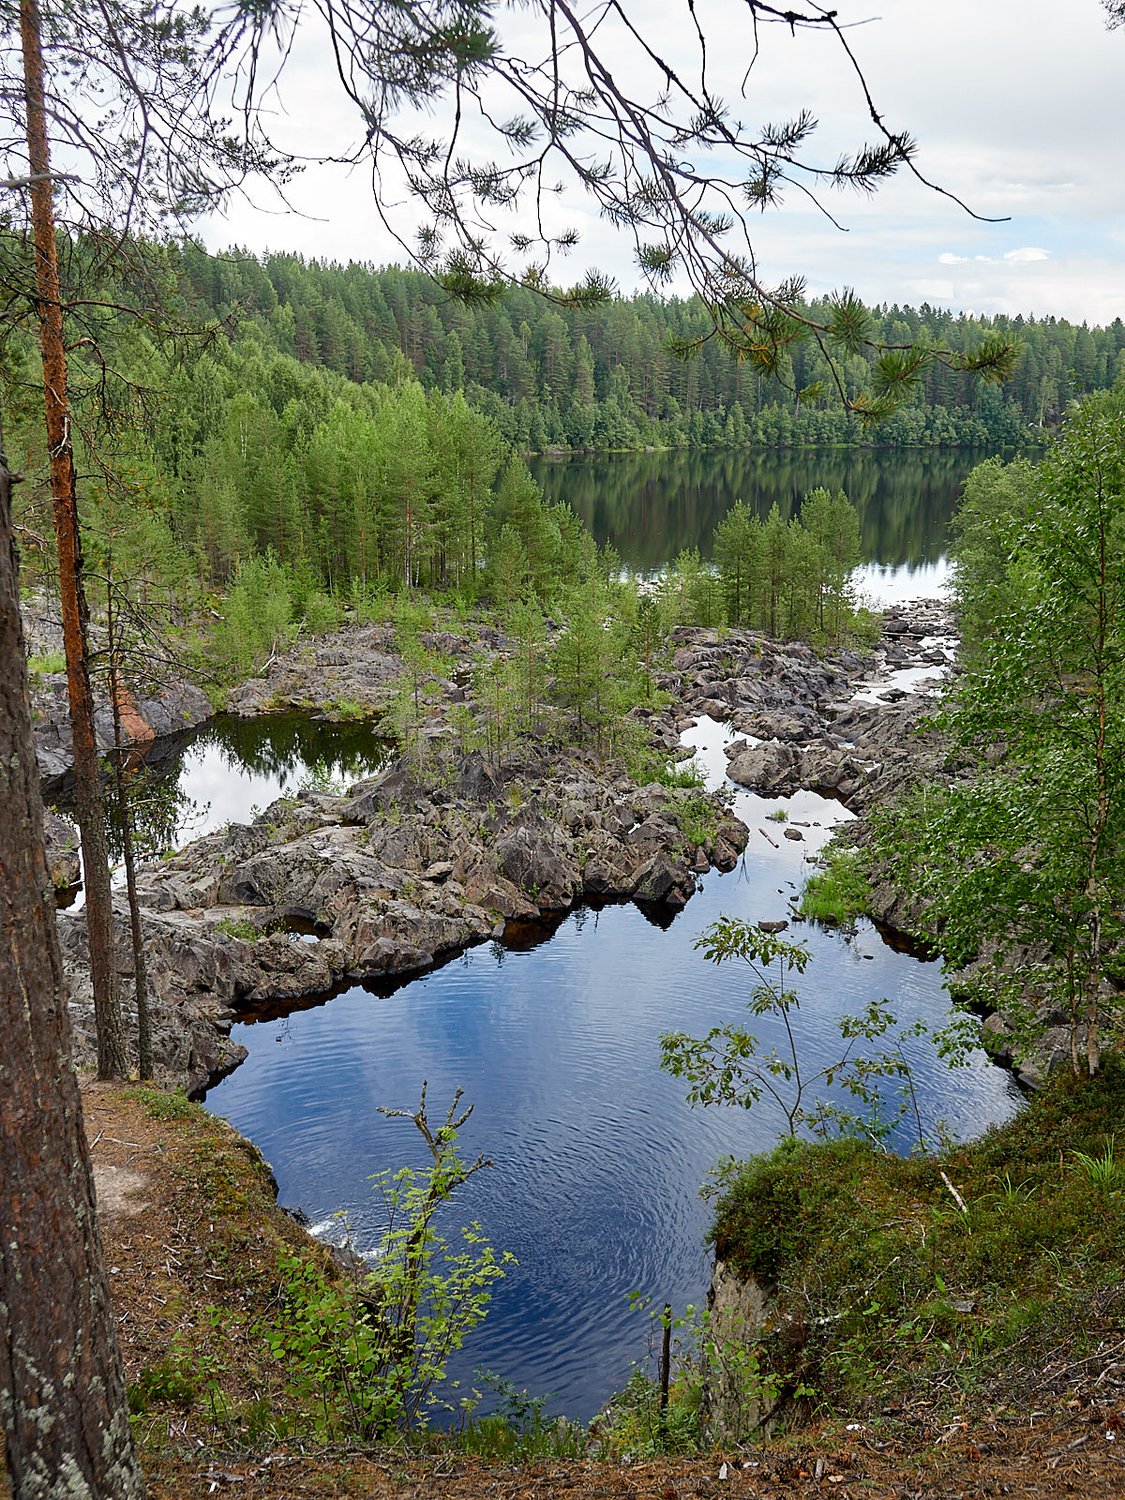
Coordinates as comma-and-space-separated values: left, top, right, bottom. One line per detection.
710, 1058, 1125, 1419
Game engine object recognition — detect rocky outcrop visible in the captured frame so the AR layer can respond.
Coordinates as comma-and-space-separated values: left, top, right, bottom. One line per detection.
44, 808, 80, 895
224, 621, 498, 719
24, 591, 214, 781
60, 744, 747, 1093
704, 1258, 774, 1442
32, 670, 212, 782
663, 606, 1095, 1090
57, 597, 1076, 1095
664, 603, 955, 817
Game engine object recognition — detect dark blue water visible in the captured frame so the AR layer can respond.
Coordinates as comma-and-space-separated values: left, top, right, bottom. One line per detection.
205, 720, 1022, 1422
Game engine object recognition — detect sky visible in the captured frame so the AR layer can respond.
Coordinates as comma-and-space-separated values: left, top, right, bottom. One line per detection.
199, 1, 1125, 327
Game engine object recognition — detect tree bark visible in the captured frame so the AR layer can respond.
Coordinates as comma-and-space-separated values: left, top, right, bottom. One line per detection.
0, 444, 146, 1497
19, 0, 128, 1079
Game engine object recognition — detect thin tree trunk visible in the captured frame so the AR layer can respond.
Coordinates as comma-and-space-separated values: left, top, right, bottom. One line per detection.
1084, 471, 1111, 1077
20, 0, 128, 1079
0, 438, 146, 1498
107, 584, 153, 1080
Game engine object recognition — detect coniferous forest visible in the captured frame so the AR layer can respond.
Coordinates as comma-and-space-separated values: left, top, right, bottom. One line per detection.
173, 246, 1125, 450
8, 3, 1125, 1495
7, 239, 1125, 677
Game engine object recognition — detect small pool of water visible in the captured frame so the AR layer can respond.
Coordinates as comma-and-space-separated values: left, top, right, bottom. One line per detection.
54, 714, 392, 904
203, 716, 1021, 1422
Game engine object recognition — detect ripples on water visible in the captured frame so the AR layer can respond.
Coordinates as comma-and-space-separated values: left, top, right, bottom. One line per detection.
205, 716, 1022, 1420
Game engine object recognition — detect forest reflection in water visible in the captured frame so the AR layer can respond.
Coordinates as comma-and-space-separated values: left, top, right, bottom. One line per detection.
52, 713, 392, 875
529, 446, 1000, 573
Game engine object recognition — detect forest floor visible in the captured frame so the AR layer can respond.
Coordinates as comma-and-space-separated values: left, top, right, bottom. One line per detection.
83, 1081, 1125, 1500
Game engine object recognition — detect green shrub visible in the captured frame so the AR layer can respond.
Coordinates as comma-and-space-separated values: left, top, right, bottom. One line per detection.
458, 1373, 587, 1460
710, 1136, 874, 1284
213, 916, 263, 942
662, 920, 934, 1146
597, 1367, 703, 1458
127, 1086, 198, 1122
128, 1353, 198, 1414
264, 1088, 513, 1439
672, 791, 720, 851
213, 554, 294, 679
302, 590, 341, 634
323, 695, 371, 722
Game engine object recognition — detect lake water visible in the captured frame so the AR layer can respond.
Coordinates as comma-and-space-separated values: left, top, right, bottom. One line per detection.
143, 446, 1016, 1422
528, 446, 992, 578
204, 731, 1020, 1423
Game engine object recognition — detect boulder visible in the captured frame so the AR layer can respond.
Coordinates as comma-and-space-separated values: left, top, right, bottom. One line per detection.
495, 826, 578, 910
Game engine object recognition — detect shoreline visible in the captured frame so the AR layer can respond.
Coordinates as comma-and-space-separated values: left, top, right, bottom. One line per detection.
44, 600, 1057, 1097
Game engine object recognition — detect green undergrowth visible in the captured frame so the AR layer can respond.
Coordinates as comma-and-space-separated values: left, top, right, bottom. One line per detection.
126, 1084, 197, 1122
798, 843, 871, 929
709, 1058, 1125, 1423
212, 915, 266, 942
670, 789, 721, 851
27, 649, 66, 675
450, 1374, 588, 1460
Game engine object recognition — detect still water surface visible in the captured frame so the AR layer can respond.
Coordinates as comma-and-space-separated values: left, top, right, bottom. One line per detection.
529, 446, 992, 576
204, 719, 1020, 1421
166, 449, 1016, 1420
91, 714, 393, 872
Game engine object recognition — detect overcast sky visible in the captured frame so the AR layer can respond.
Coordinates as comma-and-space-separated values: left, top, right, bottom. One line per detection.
200, 1, 1125, 327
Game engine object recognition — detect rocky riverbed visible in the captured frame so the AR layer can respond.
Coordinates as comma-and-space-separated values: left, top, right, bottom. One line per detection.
665, 598, 955, 815
49, 601, 1065, 1095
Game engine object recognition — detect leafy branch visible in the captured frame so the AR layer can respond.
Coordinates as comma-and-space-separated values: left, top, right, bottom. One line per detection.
661, 917, 957, 1148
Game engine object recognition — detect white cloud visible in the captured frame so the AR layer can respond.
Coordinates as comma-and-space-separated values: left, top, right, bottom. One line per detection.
197, 0, 1125, 325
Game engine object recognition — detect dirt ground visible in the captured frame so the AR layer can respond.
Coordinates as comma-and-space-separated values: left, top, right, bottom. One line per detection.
82, 1081, 1125, 1500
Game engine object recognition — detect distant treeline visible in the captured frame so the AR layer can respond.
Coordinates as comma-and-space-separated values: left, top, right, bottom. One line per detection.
6, 233, 1123, 691
173, 247, 1125, 452
9, 319, 873, 687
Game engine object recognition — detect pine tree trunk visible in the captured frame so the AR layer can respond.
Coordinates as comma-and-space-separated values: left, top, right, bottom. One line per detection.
0, 443, 146, 1498
19, 0, 128, 1079
107, 604, 154, 1080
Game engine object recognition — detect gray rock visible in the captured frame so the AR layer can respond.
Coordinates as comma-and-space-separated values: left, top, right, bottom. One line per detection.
43, 809, 80, 892
34, 667, 212, 782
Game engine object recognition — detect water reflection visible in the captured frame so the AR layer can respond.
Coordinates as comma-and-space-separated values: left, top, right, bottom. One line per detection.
51, 713, 392, 872
529, 448, 997, 572
205, 720, 1022, 1422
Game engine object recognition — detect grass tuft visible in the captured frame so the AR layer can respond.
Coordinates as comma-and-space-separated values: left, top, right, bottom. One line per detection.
798, 844, 870, 929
